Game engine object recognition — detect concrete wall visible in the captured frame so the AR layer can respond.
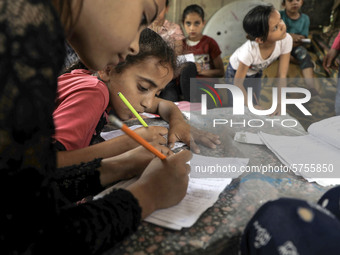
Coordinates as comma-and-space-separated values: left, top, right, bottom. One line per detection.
166, 0, 332, 30
166, 0, 282, 25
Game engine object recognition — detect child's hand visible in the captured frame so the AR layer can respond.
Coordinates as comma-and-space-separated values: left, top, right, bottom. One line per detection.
323, 48, 339, 74
254, 104, 263, 110
99, 143, 173, 186
195, 62, 202, 74
271, 104, 282, 116
123, 143, 174, 178
127, 150, 192, 218
190, 126, 221, 153
291, 33, 304, 44
135, 126, 168, 145
167, 120, 221, 153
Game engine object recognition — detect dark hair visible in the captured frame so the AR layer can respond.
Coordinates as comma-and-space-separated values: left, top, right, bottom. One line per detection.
182, 4, 205, 23
115, 28, 177, 76
243, 4, 275, 42
63, 29, 177, 76
166, 0, 169, 7
53, 0, 84, 38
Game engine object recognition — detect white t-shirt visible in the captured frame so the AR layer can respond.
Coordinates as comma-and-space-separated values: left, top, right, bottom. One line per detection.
229, 33, 293, 76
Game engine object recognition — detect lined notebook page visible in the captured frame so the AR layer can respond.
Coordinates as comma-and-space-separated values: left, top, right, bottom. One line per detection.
94, 155, 249, 230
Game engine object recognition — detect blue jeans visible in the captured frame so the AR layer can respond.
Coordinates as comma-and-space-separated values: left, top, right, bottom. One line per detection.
225, 64, 262, 107
291, 46, 314, 70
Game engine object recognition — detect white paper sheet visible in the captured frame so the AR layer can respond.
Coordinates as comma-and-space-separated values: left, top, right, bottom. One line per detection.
259, 122, 340, 187
100, 125, 142, 140
234, 131, 264, 145
307, 116, 340, 150
177, 53, 195, 63
94, 154, 249, 230
145, 177, 235, 229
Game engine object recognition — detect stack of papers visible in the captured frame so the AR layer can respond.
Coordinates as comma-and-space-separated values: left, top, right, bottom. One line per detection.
259, 116, 340, 187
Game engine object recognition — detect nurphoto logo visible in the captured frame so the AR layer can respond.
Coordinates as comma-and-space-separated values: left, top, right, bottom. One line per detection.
201, 84, 312, 116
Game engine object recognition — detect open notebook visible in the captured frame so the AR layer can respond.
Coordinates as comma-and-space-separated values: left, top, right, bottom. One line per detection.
259, 116, 340, 187
94, 154, 249, 230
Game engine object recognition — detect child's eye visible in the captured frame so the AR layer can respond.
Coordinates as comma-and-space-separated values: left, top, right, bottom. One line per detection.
194, 21, 201, 26
138, 84, 148, 92
140, 13, 148, 27
185, 22, 191, 26
273, 25, 278, 31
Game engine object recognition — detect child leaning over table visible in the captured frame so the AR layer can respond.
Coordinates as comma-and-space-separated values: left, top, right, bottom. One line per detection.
1, 1, 193, 254
225, 4, 292, 115
54, 28, 221, 168
280, 0, 319, 96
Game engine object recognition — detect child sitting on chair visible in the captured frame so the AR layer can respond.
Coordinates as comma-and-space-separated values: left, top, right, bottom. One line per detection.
180, 4, 225, 101
280, 0, 319, 96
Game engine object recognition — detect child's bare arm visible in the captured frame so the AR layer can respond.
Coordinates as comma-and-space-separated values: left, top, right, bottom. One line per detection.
57, 126, 168, 168
272, 52, 290, 115
277, 52, 290, 78
234, 61, 250, 106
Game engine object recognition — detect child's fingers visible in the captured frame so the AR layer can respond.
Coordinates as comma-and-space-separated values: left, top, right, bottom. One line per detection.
152, 126, 168, 136
194, 129, 221, 146
208, 134, 221, 145
167, 133, 179, 149
198, 136, 217, 149
189, 138, 200, 154
158, 145, 174, 156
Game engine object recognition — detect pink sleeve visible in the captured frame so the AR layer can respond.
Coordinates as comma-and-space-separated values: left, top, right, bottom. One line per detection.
331, 31, 340, 50
54, 84, 108, 150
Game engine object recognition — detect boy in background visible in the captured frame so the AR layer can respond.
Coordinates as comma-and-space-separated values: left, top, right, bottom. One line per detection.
280, 0, 319, 96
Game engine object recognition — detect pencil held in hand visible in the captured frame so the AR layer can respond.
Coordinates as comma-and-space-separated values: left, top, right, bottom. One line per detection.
118, 92, 148, 127
108, 115, 166, 160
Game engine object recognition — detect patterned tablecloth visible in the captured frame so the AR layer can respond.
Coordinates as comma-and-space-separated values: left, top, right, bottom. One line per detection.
101, 107, 330, 255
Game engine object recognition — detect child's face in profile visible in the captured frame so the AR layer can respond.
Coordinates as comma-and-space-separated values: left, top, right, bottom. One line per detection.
265, 10, 287, 43
183, 12, 205, 41
71, 0, 165, 71
107, 57, 173, 120
284, 0, 303, 14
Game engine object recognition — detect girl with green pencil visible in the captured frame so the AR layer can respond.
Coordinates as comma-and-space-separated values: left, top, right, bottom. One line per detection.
54, 28, 220, 169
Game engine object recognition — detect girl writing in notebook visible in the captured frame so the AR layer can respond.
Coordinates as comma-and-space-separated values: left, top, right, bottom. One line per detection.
1, 0, 193, 254
54, 28, 220, 168
225, 4, 292, 115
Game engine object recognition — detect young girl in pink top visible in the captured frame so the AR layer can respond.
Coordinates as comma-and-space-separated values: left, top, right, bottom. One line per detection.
54, 28, 220, 168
